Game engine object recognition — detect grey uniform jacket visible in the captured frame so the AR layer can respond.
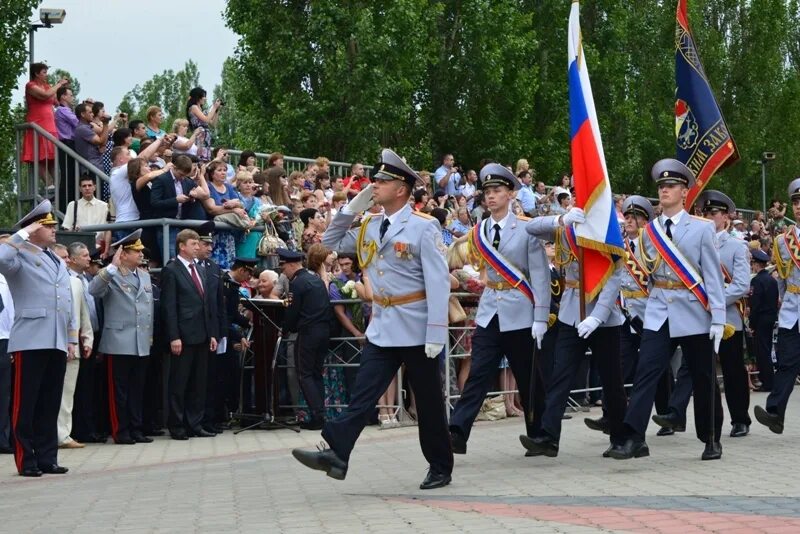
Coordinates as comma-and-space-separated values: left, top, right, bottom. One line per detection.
619, 242, 648, 321
473, 214, 551, 331
322, 204, 449, 347
717, 232, 750, 331
0, 232, 77, 353
88, 264, 154, 356
774, 225, 800, 329
640, 212, 726, 337
526, 216, 624, 327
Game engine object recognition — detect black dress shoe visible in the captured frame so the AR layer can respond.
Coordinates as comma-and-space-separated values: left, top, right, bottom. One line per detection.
202, 426, 220, 435
40, 464, 69, 474
524, 449, 545, 457
450, 430, 467, 455
212, 424, 225, 434
292, 444, 348, 480
19, 468, 42, 477
519, 434, 558, 458
0, 445, 13, 454
729, 423, 749, 437
420, 469, 452, 490
193, 428, 216, 438
608, 439, 650, 460
114, 435, 136, 445
299, 419, 324, 431
754, 405, 783, 434
602, 445, 613, 458
584, 416, 610, 435
651, 412, 686, 432
131, 432, 154, 443
170, 432, 189, 441
702, 441, 722, 460
656, 427, 675, 437
143, 429, 165, 437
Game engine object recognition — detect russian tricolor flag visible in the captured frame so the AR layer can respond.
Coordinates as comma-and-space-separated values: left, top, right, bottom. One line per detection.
568, 1, 625, 301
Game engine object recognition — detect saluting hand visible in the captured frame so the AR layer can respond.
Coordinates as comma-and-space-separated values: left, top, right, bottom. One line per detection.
111, 245, 123, 267
23, 221, 43, 236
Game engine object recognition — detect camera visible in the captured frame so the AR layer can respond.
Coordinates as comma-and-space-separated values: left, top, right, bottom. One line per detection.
100, 115, 111, 124
219, 99, 226, 107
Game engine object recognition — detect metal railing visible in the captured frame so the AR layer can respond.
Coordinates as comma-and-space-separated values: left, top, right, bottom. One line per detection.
14, 122, 111, 222
227, 149, 359, 179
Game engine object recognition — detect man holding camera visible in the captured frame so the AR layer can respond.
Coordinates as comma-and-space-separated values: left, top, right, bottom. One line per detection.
73, 102, 111, 178
435, 154, 462, 196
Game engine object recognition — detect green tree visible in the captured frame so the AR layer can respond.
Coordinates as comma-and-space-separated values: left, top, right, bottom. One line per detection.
0, 0, 41, 227
118, 60, 201, 130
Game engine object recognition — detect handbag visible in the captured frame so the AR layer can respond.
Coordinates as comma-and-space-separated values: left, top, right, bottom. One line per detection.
448, 295, 467, 324
257, 217, 287, 257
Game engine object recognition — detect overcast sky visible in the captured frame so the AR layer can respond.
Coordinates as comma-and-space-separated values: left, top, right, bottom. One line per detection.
13, 0, 239, 111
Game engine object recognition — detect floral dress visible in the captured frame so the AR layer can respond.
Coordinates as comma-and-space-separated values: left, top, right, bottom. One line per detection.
189, 109, 212, 162
209, 182, 240, 269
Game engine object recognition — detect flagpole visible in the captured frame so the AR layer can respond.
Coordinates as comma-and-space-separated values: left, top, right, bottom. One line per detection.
578, 248, 586, 321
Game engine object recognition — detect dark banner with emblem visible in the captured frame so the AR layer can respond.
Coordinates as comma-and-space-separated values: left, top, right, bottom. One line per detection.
675, 0, 739, 208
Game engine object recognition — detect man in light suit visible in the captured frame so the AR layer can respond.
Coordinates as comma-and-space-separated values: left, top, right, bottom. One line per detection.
52, 243, 93, 451
754, 178, 800, 434
448, 164, 551, 455
0, 200, 77, 476
584, 195, 675, 437
89, 230, 155, 444
653, 190, 752, 438
609, 159, 726, 461
292, 148, 453, 490
521, 204, 627, 458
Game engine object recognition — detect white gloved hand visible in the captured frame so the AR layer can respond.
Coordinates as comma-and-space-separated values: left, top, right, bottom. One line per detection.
576, 316, 602, 339
562, 207, 586, 227
709, 324, 724, 353
342, 183, 374, 214
531, 321, 548, 349
424, 343, 443, 359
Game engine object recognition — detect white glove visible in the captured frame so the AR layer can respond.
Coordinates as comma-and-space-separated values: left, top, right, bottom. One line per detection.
342, 183, 374, 214
562, 207, 586, 227
709, 324, 724, 353
531, 321, 548, 349
576, 316, 601, 339
424, 343, 443, 359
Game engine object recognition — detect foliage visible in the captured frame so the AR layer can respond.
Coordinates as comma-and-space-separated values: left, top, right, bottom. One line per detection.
118, 60, 201, 131
0, 0, 40, 227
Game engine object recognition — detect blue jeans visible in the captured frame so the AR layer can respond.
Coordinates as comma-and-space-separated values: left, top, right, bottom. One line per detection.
156, 227, 179, 262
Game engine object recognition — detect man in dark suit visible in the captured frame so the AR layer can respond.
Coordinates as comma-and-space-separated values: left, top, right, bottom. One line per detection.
749, 248, 778, 392
159, 228, 219, 440
149, 154, 205, 260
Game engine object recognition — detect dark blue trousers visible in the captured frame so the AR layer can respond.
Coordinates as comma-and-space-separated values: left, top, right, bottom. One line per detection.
540, 322, 626, 444
624, 322, 722, 443
667, 330, 750, 426
449, 315, 545, 441
322, 342, 453, 475
765, 325, 800, 418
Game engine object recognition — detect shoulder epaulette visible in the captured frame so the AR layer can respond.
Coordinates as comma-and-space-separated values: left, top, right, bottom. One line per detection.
516, 215, 532, 222
411, 211, 435, 220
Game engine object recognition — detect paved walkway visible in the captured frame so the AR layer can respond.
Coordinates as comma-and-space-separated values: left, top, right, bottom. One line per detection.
1, 391, 799, 533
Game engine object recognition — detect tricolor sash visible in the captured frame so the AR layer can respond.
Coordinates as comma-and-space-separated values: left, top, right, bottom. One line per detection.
721, 264, 745, 320
563, 225, 580, 259
469, 222, 534, 303
645, 219, 709, 309
622, 241, 649, 295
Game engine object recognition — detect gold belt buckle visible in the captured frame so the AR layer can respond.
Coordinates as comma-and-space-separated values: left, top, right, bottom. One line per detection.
380, 296, 392, 307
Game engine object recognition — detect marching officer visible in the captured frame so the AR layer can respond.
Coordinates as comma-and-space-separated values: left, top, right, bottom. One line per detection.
539, 242, 563, 387
748, 248, 778, 393
0, 199, 77, 476
608, 159, 725, 461
653, 190, 752, 438
448, 164, 551, 456
754, 178, 800, 433
521, 205, 627, 458
292, 148, 453, 490
88, 230, 155, 444
584, 195, 675, 437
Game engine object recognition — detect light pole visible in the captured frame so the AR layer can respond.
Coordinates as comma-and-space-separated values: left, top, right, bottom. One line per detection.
759, 151, 776, 215
28, 9, 66, 66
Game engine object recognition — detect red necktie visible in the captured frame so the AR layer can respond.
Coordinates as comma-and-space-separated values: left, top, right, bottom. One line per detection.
189, 263, 204, 296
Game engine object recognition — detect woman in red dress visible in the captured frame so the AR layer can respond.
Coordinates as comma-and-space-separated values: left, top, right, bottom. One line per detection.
21, 63, 69, 192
